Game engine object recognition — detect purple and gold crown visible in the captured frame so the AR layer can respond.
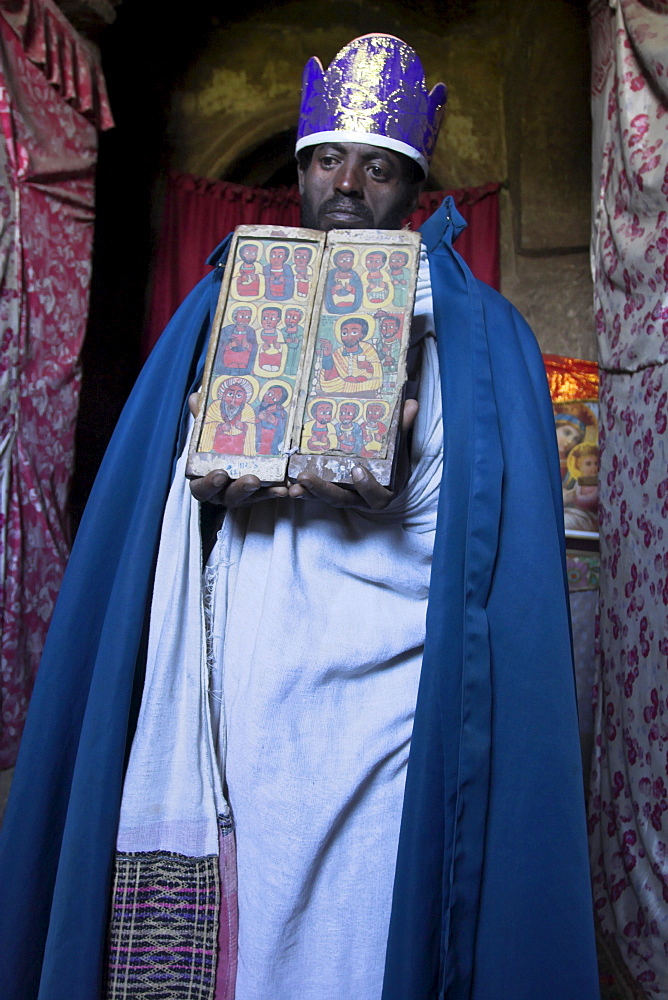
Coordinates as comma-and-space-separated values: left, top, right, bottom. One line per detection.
296, 34, 446, 178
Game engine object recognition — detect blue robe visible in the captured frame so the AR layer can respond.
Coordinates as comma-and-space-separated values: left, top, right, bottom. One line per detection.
0, 198, 599, 1000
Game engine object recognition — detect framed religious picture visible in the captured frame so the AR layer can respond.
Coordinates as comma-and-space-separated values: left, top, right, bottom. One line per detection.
543, 354, 600, 540
186, 225, 421, 487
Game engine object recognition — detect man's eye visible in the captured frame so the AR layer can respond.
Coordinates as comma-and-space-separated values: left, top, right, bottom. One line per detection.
368, 164, 389, 180
319, 156, 339, 168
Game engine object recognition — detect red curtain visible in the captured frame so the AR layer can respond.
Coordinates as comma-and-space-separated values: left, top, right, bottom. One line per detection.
144, 172, 501, 357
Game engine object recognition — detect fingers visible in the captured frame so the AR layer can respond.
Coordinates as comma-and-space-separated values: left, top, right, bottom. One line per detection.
402, 398, 419, 431
190, 471, 289, 507
350, 466, 393, 509
188, 392, 201, 418
289, 469, 392, 509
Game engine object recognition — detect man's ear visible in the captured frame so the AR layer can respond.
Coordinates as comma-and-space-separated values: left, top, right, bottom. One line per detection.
297, 161, 305, 196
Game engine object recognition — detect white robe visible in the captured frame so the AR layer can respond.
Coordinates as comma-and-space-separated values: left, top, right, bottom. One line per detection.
208, 252, 442, 1000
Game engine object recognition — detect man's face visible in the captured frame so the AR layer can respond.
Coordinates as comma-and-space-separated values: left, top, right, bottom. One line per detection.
262, 386, 283, 406
314, 402, 333, 422
367, 404, 384, 421
365, 252, 385, 270
240, 245, 258, 263
380, 318, 400, 339
339, 403, 358, 423
389, 251, 408, 269
222, 384, 248, 417
340, 322, 364, 348
233, 308, 252, 328
270, 247, 288, 266
333, 250, 355, 272
285, 309, 302, 327
299, 142, 421, 232
261, 309, 281, 332
293, 247, 312, 266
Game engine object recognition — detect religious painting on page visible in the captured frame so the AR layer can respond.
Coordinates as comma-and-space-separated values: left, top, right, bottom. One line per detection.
288, 230, 421, 487
543, 355, 600, 539
187, 225, 326, 482
187, 226, 420, 486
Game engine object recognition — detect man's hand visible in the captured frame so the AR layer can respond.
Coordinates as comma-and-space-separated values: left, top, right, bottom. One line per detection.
187, 393, 288, 507
287, 398, 419, 509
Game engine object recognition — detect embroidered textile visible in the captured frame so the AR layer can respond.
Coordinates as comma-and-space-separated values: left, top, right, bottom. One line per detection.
0, 12, 107, 767
105, 851, 220, 1000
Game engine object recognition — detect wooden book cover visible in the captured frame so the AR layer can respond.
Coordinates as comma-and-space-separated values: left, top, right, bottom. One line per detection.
187, 225, 420, 487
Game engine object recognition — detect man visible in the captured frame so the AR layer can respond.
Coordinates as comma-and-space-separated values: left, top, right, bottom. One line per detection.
388, 249, 410, 307
254, 384, 290, 456
364, 249, 391, 304
255, 305, 286, 374
281, 305, 304, 376
301, 398, 337, 453
293, 245, 313, 298
235, 242, 262, 297
262, 244, 294, 300
373, 311, 402, 375
215, 304, 258, 374
324, 247, 363, 312
0, 33, 599, 1000
200, 376, 256, 455
334, 400, 364, 453
319, 316, 383, 395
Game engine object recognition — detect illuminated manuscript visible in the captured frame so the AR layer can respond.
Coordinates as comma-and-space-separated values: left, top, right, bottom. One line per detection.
187, 224, 421, 486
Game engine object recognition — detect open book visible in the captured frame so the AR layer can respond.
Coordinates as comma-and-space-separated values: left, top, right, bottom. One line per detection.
187, 224, 420, 486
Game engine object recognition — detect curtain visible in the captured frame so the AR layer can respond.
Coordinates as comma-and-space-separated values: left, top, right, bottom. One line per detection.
588, 1, 668, 993
144, 172, 500, 357
0, 0, 112, 768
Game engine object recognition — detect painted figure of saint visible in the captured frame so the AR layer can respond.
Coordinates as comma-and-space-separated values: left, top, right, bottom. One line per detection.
254, 384, 290, 455
388, 250, 410, 308
373, 312, 402, 373
263, 245, 294, 300
281, 307, 304, 376
360, 401, 389, 457
235, 243, 262, 297
293, 245, 314, 298
319, 316, 383, 395
200, 376, 256, 455
216, 306, 258, 375
325, 249, 363, 313
335, 401, 364, 454
255, 306, 286, 375
301, 399, 337, 453
364, 250, 390, 305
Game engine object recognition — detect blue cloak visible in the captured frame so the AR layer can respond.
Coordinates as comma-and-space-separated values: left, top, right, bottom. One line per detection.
0, 199, 599, 1000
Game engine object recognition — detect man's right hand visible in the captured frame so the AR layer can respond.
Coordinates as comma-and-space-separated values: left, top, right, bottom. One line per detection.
187, 393, 289, 507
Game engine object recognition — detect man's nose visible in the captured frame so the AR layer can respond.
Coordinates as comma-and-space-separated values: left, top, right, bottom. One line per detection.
334, 159, 364, 198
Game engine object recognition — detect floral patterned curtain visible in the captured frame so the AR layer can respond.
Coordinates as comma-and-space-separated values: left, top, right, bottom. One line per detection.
588, 1, 668, 992
0, 0, 112, 768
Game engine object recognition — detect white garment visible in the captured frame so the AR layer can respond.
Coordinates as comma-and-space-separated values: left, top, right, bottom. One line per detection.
208, 250, 442, 1000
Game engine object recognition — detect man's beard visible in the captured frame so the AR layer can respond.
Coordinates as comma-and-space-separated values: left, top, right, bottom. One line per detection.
301, 192, 403, 232
222, 402, 243, 421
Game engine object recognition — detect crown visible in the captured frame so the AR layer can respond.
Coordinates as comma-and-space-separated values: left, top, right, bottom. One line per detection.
296, 34, 446, 177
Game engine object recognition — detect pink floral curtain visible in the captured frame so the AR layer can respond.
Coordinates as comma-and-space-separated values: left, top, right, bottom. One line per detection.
588, 0, 668, 992
0, 0, 112, 768
143, 172, 501, 357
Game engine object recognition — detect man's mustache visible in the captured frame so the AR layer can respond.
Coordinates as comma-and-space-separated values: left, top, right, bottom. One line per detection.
319, 196, 375, 225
